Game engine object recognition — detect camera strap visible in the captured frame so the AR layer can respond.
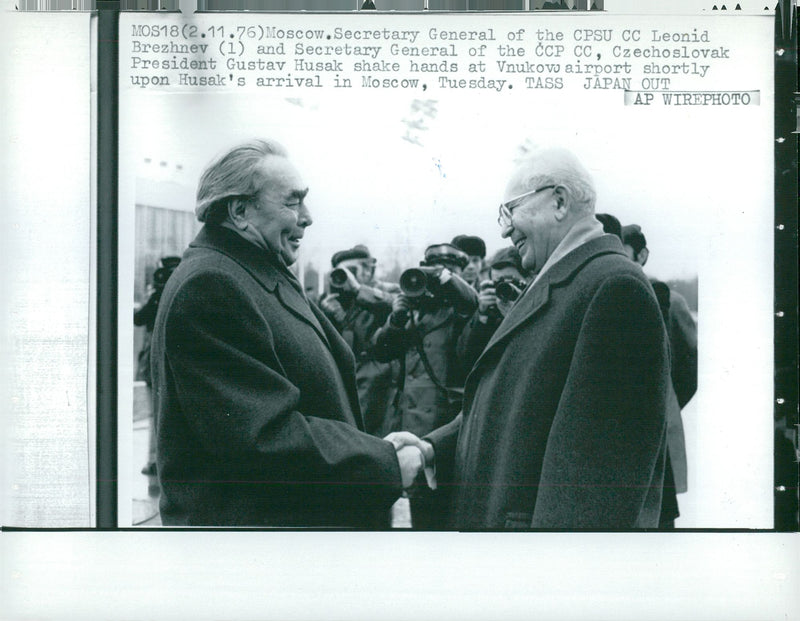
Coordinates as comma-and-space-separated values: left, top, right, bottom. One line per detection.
409, 314, 464, 404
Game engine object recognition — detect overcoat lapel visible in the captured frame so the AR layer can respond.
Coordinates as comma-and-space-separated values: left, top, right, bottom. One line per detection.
309, 301, 365, 430
274, 280, 332, 349
470, 235, 626, 374
472, 276, 551, 371
191, 226, 333, 349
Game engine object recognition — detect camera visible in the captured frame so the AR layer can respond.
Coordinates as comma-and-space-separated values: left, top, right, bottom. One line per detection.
399, 265, 478, 316
399, 266, 443, 299
152, 257, 181, 291
329, 266, 359, 297
494, 276, 526, 304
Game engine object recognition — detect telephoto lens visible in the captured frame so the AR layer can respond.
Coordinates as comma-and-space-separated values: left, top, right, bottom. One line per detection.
399, 266, 442, 298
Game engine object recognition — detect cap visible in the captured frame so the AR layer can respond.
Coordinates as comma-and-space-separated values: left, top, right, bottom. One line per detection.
331, 244, 372, 268
451, 234, 486, 259
490, 246, 524, 272
596, 213, 622, 241
621, 224, 647, 253
160, 256, 182, 269
423, 243, 469, 269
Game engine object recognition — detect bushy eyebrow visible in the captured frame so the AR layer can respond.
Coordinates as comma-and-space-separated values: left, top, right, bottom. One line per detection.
286, 187, 309, 202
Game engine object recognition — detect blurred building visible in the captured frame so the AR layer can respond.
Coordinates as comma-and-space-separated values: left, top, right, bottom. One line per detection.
134, 160, 199, 305
134, 160, 200, 364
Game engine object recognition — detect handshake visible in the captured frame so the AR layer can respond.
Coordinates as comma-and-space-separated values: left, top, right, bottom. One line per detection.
384, 431, 436, 489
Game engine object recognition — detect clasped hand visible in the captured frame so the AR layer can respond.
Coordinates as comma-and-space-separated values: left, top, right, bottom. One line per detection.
384, 431, 435, 489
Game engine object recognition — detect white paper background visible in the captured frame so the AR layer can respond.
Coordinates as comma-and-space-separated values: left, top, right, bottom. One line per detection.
1, 12, 94, 529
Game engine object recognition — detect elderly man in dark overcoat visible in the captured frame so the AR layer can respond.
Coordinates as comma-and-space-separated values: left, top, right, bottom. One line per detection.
150, 139, 422, 527
389, 146, 670, 529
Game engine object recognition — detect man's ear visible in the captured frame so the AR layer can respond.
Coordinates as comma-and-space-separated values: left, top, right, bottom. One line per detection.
552, 185, 569, 222
636, 247, 649, 266
227, 198, 250, 230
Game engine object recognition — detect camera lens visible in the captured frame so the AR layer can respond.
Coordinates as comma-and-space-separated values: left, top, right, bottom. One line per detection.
399, 268, 429, 297
495, 280, 521, 303
330, 268, 349, 287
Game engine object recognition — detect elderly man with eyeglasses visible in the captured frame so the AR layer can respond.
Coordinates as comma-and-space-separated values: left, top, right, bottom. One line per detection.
388, 146, 671, 529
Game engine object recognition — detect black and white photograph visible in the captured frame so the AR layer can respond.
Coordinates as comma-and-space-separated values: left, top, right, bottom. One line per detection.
117, 11, 774, 530
2, 4, 797, 620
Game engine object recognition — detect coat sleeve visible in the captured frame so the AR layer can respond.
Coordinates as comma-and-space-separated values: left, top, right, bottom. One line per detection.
162, 269, 402, 510
668, 291, 698, 409
133, 291, 160, 328
423, 412, 462, 485
531, 274, 669, 529
354, 284, 395, 317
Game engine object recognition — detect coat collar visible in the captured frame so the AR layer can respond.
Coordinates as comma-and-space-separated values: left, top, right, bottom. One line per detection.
529, 214, 604, 288
471, 234, 627, 371
190, 225, 331, 348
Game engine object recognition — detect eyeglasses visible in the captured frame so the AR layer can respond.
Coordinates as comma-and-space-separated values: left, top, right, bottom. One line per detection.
497, 185, 556, 228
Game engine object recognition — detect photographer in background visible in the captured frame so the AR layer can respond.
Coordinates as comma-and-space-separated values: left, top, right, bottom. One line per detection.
622, 223, 698, 529
319, 245, 401, 437
457, 246, 530, 374
451, 234, 487, 290
134, 255, 181, 478
374, 243, 478, 528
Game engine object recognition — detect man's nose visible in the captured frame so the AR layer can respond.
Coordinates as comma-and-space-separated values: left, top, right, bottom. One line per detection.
499, 221, 513, 238
298, 203, 313, 227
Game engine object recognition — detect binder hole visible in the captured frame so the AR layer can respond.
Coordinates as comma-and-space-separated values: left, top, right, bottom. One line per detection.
776, 137, 786, 143
777, 224, 785, 230
776, 311, 785, 317
776, 486, 786, 492
776, 48, 785, 56
776, 398, 785, 405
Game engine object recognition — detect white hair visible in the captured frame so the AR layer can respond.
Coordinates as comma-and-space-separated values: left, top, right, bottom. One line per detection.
195, 139, 288, 224
512, 144, 596, 214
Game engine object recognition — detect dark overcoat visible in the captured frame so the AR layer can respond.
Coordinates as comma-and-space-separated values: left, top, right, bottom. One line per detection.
426, 235, 670, 529
151, 225, 402, 527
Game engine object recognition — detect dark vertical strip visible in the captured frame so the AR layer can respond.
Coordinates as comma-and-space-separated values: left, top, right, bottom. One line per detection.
773, 0, 798, 532
97, 1, 120, 528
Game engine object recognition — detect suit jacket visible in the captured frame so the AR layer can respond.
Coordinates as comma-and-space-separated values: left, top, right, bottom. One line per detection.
426, 235, 670, 529
151, 225, 402, 527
